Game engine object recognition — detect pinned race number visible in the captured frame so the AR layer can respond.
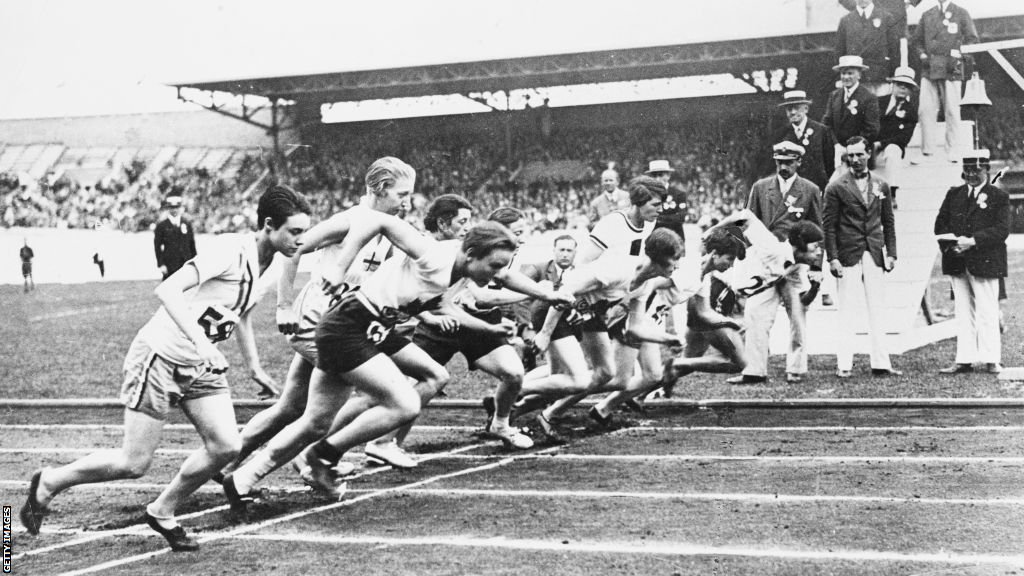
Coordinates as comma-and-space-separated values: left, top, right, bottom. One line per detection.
197, 304, 240, 343
366, 320, 391, 345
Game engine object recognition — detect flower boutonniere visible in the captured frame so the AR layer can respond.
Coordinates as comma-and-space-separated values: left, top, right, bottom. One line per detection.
847, 99, 859, 116
895, 109, 906, 118
784, 194, 805, 218
872, 17, 881, 28
871, 182, 885, 200
976, 192, 988, 209
805, 128, 814, 137
663, 195, 677, 210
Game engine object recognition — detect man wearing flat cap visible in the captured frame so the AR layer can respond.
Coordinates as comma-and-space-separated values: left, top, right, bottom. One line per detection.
823, 55, 881, 183
774, 90, 836, 192
874, 66, 920, 208
934, 149, 1008, 375
646, 159, 687, 242
153, 192, 197, 279
728, 141, 822, 385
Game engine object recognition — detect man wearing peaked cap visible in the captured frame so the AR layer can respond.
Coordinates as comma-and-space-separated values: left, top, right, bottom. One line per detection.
153, 192, 197, 279
774, 90, 836, 192
823, 55, 880, 183
727, 140, 823, 385
934, 149, 1009, 375
874, 66, 919, 209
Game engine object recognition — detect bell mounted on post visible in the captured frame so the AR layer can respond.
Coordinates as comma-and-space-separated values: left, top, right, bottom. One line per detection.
960, 72, 992, 150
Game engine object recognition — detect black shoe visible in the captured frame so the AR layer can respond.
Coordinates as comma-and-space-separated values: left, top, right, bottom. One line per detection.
726, 375, 767, 385
588, 406, 613, 427
534, 413, 567, 445
482, 396, 496, 432
938, 363, 973, 374
146, 513, 199, 552
622, 398, 646, 414
221, 474, 253, 514
20, 470, 46, 535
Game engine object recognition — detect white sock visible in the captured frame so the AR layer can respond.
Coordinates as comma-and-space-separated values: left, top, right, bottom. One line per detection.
491, 415, 511, 431
145, 504, 178, 530
232, 450, 277, 494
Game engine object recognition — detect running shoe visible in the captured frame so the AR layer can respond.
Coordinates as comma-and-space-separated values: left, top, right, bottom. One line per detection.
146, 513, 199, 552
364, 440, 418, 469
293, 452, 346, 499
20, 469, 46, 535
485, 423, 534, 449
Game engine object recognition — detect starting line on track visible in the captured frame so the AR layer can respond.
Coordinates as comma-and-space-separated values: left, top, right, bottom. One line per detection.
5, 397, 1024, 409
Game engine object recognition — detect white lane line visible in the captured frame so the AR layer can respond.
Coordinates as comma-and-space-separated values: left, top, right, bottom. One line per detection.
55, 447, 559, 576
625, 426, 1024, 432
15, 441, 498, 561
447, 453, 1024, 464
6, 449, 1024, 463
380, 487, 1024, 507
234, 533, 1024, 567
0, 424, 476, 432
29, 303, 127, 322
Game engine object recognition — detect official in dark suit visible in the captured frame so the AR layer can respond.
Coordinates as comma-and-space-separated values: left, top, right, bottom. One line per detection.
934, 150, 1009, 374
836, 0, 901, 92
728, 141, 823, 385
874, 66, 919, 207
823, 56, 881, 182
774, 90, 836, 192
153, 194, 197, 279
910, 0, 979, 161
823, 136, 899, 377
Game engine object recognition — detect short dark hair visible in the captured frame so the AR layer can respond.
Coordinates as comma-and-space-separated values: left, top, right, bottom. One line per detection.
845, 135, 870, 150
257, 184, 312, 230
704, 225, 747, 260
424, 194, 473, 232
487, 206, 525, 227
553, 234, 577, 247
462, 221, 518, 259
626, 176, 667, 207
787, 221, 824, 253
644, 228, 683, 266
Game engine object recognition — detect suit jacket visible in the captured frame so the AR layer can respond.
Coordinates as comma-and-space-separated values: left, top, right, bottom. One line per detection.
773, 119, 836, 191
588, 189, 630, 228
876, 93, 919, 155
934, 182, 1009, 278
839, 0, 914, 37
836, 5, 901, 84
154, 217, 197, 277
823, 172, 897, 267
747, 175, 823, 242
911, 2, 979, 81
823, 84, 880, 145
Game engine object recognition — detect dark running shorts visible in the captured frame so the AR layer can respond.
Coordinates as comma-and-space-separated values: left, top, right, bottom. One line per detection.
22, 262, 32, 277
413, 307, 509, 369
530, 302, 580, 342
316, 297, 411, 374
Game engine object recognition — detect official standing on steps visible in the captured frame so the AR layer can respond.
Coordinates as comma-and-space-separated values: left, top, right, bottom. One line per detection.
934, 149, 1008, 375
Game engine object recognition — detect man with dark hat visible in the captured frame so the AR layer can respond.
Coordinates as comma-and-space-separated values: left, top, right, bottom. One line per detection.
728, 141, 823, 385
154, 193, 197, 279
934, 149, 1008, 375
774, 90, 836, 192
874, 66, 919, 208
645, 160, 686, 243
823, 55, 881, 182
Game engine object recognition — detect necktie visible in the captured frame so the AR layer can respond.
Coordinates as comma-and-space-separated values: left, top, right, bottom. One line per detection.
969, 187, 976, 199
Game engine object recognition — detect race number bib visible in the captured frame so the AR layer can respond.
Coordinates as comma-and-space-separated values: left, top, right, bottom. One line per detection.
197, 305, 239, 343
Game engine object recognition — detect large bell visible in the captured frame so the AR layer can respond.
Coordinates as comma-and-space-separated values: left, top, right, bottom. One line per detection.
961, 72, 992, 108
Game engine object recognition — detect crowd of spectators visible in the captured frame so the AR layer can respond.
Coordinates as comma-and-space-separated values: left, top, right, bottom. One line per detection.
3, 101, 1022, 235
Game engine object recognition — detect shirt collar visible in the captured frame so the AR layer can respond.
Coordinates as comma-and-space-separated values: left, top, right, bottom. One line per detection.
778, 174, 797, 190
860, 4, 873, 18
792, 117, 808, 134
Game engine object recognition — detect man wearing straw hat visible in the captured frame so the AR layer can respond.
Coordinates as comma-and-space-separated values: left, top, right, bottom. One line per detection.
823, 55, 880, 183
934, 149, 1008, 375
874, 66, 919, 209
774, 89, 836, 192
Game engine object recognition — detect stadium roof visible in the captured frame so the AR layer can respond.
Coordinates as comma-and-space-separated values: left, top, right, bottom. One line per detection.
171, 0, 1024, 105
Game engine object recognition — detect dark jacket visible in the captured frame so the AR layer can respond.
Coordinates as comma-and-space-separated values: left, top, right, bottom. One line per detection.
911, 2, 979, 81
154, 218, 197, 278
823, 172, 897, 267
934, 182, 1009, 278
773, 119, 836, 191
836, 5, 902, 83
876, 93, 919, 155
823, 83, 880, 145
747, 174, 823, 242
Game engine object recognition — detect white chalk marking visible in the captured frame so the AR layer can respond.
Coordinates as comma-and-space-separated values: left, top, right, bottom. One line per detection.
235, 533, 1024, 566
